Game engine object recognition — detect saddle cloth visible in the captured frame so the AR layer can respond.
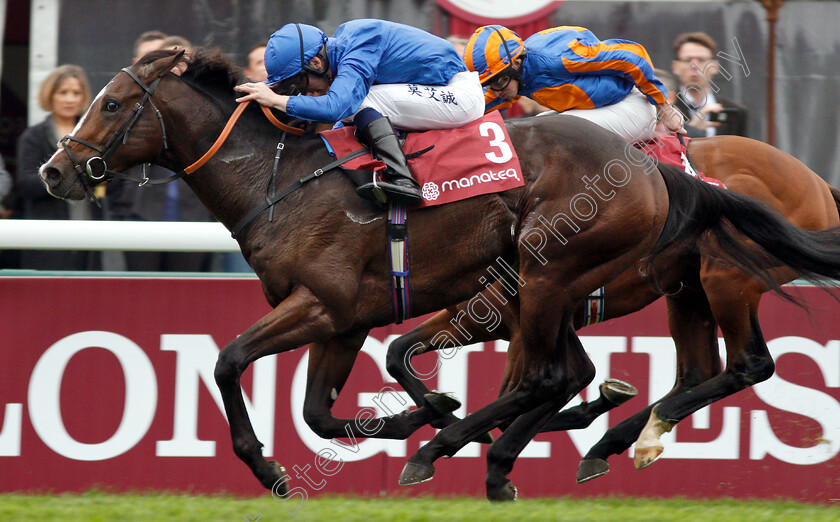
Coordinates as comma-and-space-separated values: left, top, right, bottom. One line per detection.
319, 111, 525, 208
637, 135, 726, 189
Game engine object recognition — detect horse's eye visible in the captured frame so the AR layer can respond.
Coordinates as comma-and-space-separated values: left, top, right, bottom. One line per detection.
104, 100, 120, 112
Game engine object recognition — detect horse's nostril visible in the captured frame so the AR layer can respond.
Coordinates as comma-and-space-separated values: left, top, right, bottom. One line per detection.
43, 167, 61, 181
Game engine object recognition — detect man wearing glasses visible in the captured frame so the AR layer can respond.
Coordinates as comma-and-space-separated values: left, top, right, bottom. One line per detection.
671, 32, 749, 138
464, 25, 685, 144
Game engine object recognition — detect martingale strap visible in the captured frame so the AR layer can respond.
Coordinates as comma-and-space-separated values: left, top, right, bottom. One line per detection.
230, 147, 368, 238
387, 202, 411, 323
582, 287, 605, 327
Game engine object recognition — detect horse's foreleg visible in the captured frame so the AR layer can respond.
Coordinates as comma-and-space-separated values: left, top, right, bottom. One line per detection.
214, 286, 338, 493
303, 334, 460, 440
636, 268, 772, 469
578, 282, 720, 482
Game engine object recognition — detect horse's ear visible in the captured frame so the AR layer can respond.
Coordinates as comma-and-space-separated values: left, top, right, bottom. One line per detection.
146, 49, 187, 80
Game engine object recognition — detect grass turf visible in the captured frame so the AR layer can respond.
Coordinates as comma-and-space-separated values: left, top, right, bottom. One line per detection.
0, 492, 837, 521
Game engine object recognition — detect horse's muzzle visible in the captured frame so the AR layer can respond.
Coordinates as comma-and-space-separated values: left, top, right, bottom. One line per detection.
39, 163, 83, 200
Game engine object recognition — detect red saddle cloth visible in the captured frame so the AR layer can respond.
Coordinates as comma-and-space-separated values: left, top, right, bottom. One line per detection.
319, 112, 524, 208
637, 135, 726, 189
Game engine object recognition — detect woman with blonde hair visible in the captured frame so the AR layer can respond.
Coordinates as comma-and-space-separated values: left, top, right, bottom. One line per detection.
16, 64, 102, 270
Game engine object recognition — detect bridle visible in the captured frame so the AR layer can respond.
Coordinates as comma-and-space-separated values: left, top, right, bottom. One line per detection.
61, 67, 168, 189
58, 62, 305, 196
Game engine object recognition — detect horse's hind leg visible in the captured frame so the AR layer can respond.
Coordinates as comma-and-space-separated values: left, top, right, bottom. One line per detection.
634, 267, 772, 469
386, 304, 510, 432
485, 323, 594, 501
578, 282, 721, 482
303, 334, 460, 440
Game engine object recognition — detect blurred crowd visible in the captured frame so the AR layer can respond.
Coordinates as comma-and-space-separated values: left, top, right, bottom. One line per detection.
0, 26, 746, 273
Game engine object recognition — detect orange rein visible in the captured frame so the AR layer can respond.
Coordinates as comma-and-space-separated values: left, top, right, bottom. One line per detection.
182, 100, 306, 175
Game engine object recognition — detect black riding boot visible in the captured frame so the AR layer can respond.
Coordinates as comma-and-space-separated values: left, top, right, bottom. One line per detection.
355, 116, 423, 207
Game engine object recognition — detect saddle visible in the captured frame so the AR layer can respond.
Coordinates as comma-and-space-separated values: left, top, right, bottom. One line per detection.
319, 112, 525, 208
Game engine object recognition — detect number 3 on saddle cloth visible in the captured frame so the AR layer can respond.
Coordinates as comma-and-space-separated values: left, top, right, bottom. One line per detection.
318, 111, 525, 208
319, 111, 523, 323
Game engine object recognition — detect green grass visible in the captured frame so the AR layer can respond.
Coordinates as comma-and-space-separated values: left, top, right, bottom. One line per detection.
0, 492, 836, 521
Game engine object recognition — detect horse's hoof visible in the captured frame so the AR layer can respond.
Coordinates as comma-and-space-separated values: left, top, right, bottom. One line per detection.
576, 458, 610, 483
487, 480, 518, 502
634, 443, 664, 470
266, 461, 289, 496
600, 378, 638, 406
399, 461, 436, 486
424, 391, 461, 416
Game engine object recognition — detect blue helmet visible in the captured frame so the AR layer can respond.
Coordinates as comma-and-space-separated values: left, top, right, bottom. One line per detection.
264, 23, 328, 85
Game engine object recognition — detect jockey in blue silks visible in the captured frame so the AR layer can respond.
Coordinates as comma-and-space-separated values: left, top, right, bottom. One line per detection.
235, 20, 485, 206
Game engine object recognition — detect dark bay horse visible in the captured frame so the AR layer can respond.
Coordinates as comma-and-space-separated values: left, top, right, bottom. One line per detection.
38, 50, 840, 500
386, 134, 840, 486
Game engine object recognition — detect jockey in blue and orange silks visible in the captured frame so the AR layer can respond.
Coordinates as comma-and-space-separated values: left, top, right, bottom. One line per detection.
464, 25, 685, 143
235, 20, 486, 207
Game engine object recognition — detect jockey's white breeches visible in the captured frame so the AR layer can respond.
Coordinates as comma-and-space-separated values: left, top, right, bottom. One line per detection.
348, 71, 486, 130
540, 88, 658, 144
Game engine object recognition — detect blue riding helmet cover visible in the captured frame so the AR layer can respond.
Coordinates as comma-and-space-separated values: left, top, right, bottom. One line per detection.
264, 23, 327, 85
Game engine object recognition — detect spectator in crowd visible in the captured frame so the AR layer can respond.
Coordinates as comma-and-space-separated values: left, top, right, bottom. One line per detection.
107, 33, 215, 272
133, 30, 167, 62
0, 154, 15, 268
671, 32, 748, 137
446, 35, 468, 58
243, 41, 268, 82
0, 154, 11, 218
15, 64, 103, 270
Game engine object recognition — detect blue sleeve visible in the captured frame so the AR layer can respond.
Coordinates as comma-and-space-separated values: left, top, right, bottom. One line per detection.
286, 31, 383, 122
562, 37, 668, 105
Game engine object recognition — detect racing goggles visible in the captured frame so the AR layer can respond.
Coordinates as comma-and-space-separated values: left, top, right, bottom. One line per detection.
483, 65, 521, 92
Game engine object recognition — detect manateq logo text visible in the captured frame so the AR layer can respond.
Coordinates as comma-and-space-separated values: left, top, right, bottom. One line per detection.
441, 168, 521, 193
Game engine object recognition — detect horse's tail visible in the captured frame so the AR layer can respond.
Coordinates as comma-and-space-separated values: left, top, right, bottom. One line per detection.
650, 162, 840, 298
830, 185, 840, 221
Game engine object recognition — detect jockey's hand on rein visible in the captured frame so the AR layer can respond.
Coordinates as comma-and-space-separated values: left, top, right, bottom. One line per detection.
657, 103, 687, 135
234, 82, 289, 112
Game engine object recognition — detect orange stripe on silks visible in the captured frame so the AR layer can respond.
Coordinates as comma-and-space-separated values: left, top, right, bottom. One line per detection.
561, 56, 668, 105
464, 34, 478, 72
538, 26, 589, 36
568, 39, 653, 63
532, 84, 595, 112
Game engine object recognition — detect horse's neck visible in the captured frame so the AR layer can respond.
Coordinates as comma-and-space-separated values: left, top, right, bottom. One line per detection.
172, 120, 327, 233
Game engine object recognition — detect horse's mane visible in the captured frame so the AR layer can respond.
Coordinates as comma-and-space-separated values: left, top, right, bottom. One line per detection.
138, 48, 313, 134
139, 48, 245, 110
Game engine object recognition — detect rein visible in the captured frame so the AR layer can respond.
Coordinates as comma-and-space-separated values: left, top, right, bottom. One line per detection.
62, 65, 369, 240
61, 67, 306, 188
